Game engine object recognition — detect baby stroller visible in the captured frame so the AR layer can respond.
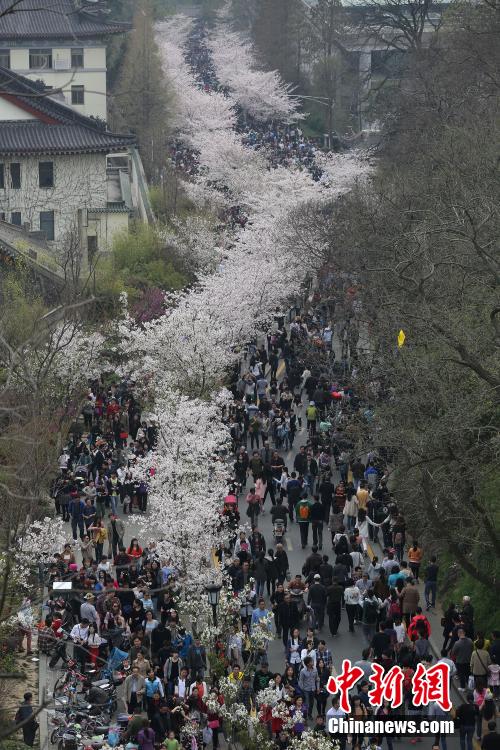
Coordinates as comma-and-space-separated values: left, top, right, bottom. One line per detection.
273, 520, 286, 544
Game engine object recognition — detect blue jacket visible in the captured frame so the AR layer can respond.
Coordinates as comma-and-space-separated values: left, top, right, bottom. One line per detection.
144, 676, 164, 697
69, 499, 85, 519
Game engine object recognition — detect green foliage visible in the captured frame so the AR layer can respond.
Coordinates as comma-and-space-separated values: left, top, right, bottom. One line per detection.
149, 174, 197, 222
442, 564, 500, 636
149, 186, 168, 220
0, 648, 19, 673
253, 0, 305, 85
95, 224, 187, 306
207, 651, 227, 680
113, 0, 175, 181
440, 471, 500, 634
0, 740, 30, 750
0, 269, 48, 348
306, 3, 500, 600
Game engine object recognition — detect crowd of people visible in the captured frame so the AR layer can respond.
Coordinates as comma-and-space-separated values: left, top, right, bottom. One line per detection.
12, 20, 498, 750
169, 21, 325, 189
13, 293, 495, 750
241, 122, 323, 179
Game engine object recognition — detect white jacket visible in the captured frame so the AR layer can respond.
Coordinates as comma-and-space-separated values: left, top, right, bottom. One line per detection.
344, 586, 362, 606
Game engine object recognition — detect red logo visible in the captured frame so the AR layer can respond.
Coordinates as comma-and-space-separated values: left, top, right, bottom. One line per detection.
326, 660, 451, 712
326, 659, 365, 713
412, 663, 452, 711
368, 663, 404, 708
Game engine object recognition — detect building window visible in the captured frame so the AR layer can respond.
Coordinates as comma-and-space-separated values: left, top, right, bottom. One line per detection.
0, 49, 10, 69
39, 161, 54, 188
87, 235, 98, 261
39, 210, 55, 241
29, 48, 52, 69
71, 47, 84, 68
0, 212, 5, 221
10, 163, 21, 189
0, 164, 4, 189
371, 49, 406, 79
11, 211, 21, 226
71, 85, 85, 105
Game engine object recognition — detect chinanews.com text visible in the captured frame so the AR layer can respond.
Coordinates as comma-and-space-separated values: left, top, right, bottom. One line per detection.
328, 718, 455, 737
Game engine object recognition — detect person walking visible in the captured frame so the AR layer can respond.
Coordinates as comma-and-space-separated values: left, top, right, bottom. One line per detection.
310, 494, 324, 550
344, 579, 362, 633
326, 579, 343, 636
106, 513, 125, 558
89, 519, 107, 564
306, 401, 318, 436
298, 656, 319, 719
401, 579, 420, 626
361, 590, 381, 645
305, 452, 319, 496
424, 555, 439, 610
15, 692, 38, 747
308, 574, 327, 630
455, 691, 476, 750
123, 665, 146, 713
69, 493, 86, 541
253, 552, 267, 599
408, 541, 423, 582
245, 487, 260, 526
286, 472, 302, 522
451, 627, 474, 691
295, 495, 313, 549
471, 638, 492, 690
278, 593, 300, 649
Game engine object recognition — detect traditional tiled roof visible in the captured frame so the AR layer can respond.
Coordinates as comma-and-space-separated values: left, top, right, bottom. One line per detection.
0, 66, 136, 154
0, 120, 135, 154
0, 0, 130, 40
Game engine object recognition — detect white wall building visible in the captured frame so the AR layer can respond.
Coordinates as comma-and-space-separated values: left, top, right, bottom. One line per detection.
0, 0, 130, 120
0, 67, 152, 267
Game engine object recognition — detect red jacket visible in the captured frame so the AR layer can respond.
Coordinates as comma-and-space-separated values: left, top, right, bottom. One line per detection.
408, 614, 431, 641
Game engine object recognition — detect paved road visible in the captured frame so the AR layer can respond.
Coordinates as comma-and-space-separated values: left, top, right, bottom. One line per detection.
45, 332, 463, 749
245, 413, 462, 750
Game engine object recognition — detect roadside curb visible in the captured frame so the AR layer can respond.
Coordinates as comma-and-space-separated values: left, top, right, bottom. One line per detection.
39, 650, 49, 748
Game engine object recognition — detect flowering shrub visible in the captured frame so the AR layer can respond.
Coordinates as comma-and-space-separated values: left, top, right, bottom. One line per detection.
289, 731, 340, 750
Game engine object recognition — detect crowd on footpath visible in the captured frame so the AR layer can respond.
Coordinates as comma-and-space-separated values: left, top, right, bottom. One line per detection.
13, 21, 499, 750
13, 293, 499, 750
169, 21, 325, 187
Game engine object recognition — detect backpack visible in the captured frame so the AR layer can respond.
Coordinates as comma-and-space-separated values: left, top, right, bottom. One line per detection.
389, 600, 401, 618
335, 535, 349, 555
298, 503, 310, 520
363, 599, 379, 625
403, 667, 414, 694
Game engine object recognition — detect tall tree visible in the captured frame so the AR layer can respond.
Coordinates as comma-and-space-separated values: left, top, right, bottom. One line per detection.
296, 1, 500, 596
352, 0, 442, 52
252, 0, 306, 85
307, 0, 361, 135
114, 0, 174, 181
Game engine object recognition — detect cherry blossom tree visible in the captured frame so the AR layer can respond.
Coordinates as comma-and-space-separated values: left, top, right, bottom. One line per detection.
156, 18, 237, 151
119, 14, 373, 590
208, 27, 304, 123
163, 215, 225, 273
135, 391, 232, 584
0, 516, 67, 623
290, 733, 340, 750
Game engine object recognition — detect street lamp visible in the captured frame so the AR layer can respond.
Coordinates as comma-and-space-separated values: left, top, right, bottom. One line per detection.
205, 583, 222, 627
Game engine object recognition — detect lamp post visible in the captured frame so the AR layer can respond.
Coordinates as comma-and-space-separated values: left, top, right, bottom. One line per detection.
205, 583, 222, 628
